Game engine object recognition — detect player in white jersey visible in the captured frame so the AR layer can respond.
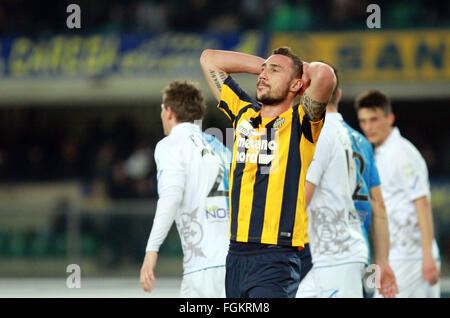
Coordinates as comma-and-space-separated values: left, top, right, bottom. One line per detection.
296, 90, 368, 298
140, 81, 231, 298
355, 90, 440, 298
326, 66, 397, 298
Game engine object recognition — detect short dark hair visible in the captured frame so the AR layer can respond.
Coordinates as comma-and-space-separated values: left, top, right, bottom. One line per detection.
354, 90, 392, 115
272, 47, 303, 79
162, 81, 206, 122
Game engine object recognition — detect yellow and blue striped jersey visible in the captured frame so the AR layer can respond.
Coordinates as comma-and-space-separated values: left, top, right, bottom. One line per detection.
218, 76, 324, 247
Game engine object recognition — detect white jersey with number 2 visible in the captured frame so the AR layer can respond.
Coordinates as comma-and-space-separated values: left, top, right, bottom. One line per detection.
306, 113, 368, 267
146, 122, 230, 275
297, 113, 368, 298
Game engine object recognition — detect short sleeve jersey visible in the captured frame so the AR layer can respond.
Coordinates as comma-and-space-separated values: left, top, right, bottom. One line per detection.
218, 76, 324, 247
374, 127, 439, 261
306, 113, 368, 267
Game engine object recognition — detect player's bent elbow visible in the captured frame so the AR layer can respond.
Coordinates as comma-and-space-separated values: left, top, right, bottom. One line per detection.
316, 65, 336, 92
200, 49, 214, 67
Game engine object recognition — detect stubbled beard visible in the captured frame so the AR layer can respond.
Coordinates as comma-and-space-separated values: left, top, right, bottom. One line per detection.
256, 87, 289, 106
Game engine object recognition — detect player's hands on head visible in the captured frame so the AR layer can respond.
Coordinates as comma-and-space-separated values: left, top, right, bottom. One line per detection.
140, 251, 158, 292
298, 62, 310, 96
422, 254, 440, 286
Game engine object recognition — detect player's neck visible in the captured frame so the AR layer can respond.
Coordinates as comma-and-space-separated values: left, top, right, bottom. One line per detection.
375, 127, 393, 148
166, 119, 182, 135
326, 104, 338, 113
260, 100, 293, 118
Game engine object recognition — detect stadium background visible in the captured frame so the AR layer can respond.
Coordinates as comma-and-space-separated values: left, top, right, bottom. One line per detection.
0, 0, 448, 297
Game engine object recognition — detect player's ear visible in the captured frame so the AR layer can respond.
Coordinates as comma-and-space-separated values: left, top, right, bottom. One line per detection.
166, 106, 175, 120
388, 113, 395, 126
337, 89, 342, 103
290, 78, 302, 93
296, 79, 306, 96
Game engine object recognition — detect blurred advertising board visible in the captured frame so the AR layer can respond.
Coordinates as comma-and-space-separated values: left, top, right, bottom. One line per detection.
0, 32, 268, 79
1, 29, 448, 82
0, 29, 448, 104
269, 29, 450, 83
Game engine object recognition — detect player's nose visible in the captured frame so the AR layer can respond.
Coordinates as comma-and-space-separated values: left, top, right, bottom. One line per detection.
258, 69, 268, 81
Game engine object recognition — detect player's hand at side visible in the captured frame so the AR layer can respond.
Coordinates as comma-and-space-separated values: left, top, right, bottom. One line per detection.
422, 254, 440, 286
377, 263, 398, 298
140, 251, 158, 292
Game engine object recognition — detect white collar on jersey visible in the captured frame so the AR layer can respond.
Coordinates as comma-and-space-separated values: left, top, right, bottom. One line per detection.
377, 126, 401, 153
170, 122, 201, 135
324, 112, 344, 121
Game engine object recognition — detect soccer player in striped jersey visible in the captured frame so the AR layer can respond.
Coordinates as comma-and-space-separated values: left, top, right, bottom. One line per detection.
200, 47, 336, 298
140, 81, 231, 297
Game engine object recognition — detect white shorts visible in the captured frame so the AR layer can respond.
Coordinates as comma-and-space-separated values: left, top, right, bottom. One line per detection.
296, 263, 365, 298
373, 259, 441, 298
180, 266, 226, 298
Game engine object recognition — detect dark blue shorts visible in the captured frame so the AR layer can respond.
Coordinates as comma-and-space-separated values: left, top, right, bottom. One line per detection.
298, 243, 312, 282
225, 242, 310, 298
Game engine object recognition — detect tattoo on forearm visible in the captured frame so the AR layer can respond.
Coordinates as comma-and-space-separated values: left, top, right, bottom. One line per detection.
218, 71, 227, 82
301, 94, 327, 121
209, 69, 227, 92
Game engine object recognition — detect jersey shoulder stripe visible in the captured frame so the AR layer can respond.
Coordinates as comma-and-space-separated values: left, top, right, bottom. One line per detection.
218, 76, 260, 124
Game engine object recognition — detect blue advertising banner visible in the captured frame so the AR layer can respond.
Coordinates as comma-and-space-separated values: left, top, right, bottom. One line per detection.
1, 29, 449, 83
0, 32, 268, 79
0, 30, 448, 103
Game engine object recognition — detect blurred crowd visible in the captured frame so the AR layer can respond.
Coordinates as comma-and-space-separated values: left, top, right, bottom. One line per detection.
0, 0, 448, 268
0, 0, 448, 36
0, 108, 160, 200
0, 0, 448, 199
0, 101, 448, 191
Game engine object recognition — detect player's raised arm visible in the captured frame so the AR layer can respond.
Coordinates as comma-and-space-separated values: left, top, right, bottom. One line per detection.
300, 62, 336, 121
200, 49, 264, 101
